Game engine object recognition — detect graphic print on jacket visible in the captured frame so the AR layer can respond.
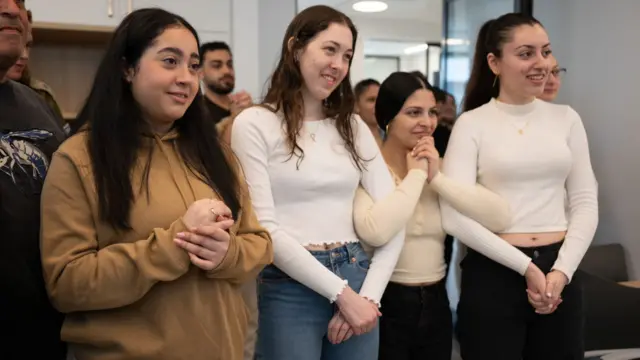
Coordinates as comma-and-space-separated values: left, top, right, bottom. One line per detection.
0, 129, 53, 192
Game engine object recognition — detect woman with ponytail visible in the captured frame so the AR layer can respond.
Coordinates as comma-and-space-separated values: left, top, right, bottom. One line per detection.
440, 13, 598, 360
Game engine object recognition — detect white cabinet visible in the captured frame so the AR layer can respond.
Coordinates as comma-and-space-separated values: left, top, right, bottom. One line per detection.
28, 0, 129, 28
132, 0, 231, 33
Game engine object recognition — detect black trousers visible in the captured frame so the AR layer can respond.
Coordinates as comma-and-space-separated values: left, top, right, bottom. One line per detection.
457, 241, 585, 360
379, 280, 453, 360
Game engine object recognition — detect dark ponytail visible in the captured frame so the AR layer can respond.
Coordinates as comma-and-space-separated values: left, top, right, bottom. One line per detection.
462, 13, 542, 112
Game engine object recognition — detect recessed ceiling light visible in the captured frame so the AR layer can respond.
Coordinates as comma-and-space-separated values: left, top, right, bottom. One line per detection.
352, 1, 388, 13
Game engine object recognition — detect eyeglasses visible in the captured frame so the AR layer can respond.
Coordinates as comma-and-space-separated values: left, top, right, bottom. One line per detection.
550, 67, 567, 77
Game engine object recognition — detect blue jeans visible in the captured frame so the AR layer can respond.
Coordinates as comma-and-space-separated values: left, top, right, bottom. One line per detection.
255, 243, 379, 360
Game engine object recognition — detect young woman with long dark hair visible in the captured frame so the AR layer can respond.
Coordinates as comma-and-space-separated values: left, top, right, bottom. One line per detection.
40, 8, 273, 360
351, 71, 511, 359
440, 13, 598, 360
231, 5, 404, 360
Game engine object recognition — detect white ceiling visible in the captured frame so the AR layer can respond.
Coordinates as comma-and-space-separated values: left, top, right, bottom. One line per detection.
297, 0, 443, 23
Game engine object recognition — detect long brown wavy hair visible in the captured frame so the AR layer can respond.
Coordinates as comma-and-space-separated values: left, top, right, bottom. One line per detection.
262, 5, 365, 170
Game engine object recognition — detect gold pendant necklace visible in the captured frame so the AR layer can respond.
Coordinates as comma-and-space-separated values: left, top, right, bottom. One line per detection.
308, 121, 321, 142
509, 120, 530, 135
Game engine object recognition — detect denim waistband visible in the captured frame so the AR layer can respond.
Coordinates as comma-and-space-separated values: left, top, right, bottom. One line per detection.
307, 242, 364, 267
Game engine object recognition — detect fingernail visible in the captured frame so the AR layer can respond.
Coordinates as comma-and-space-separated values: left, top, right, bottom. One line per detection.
546, 292, 552, 297
548, 304, 553, 308
177, 232, 185, 237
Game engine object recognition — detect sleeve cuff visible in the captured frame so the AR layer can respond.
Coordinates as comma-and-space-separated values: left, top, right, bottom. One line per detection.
407, 168, 428, 181
158, 218, 191, 273
429, 171, 444, 188
551, 262, 574, 283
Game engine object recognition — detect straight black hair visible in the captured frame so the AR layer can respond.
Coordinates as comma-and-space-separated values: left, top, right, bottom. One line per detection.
462, 13, 542, 112
72, 8, 240, 230
409, 71, 435, 92
375, 71, 425, 132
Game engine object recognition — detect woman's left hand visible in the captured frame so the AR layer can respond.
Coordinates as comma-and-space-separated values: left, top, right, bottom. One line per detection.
328, 311, 354, 345
544, 270, 568, 303
174, 219, 235, 270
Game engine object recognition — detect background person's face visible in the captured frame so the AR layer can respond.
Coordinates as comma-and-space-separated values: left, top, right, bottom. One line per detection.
201, 49, 235, 95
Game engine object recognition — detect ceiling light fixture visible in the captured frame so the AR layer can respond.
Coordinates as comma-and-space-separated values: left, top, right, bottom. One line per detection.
443, 38, 470, 46
352, 1, 388, 13
404, 44, 429, 55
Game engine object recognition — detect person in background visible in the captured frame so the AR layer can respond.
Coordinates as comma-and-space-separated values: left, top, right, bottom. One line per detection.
0, 0, 67, 359
354, 78, 382, 146
39, 8, 272, 360
440, 13, 598, 360
439, 90, 457, 129
352, 71, 511, 360
6, 9, 65, 130
231, 5, 405, 360
539, 55, 565, 102
200, 41, 252, 142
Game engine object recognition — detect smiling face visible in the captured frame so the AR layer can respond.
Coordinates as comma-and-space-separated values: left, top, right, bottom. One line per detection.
540, 56, 562, 101
0, 0, 26, 73
297, 22, 354, 102
6, 27, 30, 80
488, 23, 552, 103
387, 88, 439, 150
126, 26, 200, 131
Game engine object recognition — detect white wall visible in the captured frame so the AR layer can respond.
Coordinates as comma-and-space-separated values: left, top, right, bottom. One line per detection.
257, 0, 297, 99
535, 0, 640, 280
228, 0, 297, 100
230, 0, 259, 99
351, 16, 441, 84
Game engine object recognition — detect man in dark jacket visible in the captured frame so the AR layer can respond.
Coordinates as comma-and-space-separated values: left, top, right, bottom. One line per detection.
0, 1, 67, 358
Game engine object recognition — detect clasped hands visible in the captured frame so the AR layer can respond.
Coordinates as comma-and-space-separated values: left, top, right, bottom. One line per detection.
525, 262, 568, 315
173, 198, 234, 270
326, 287, 381, 345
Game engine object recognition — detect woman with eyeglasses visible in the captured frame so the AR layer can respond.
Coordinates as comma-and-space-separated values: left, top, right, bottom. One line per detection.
539, 55, 566, 102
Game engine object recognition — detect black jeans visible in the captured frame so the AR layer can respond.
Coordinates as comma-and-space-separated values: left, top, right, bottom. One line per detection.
379, 280, 453, 360
457, 241, 585, 360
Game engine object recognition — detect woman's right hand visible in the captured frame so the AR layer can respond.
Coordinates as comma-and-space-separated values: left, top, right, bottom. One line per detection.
407, 136, 440, 182
182, 199, 232, 230
406, 148, 428, 173
524, 262, 558, 314
335, 286, 381, 335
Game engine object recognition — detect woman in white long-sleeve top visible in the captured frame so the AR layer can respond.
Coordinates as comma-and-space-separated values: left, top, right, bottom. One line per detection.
230, 5, 405, 360
349, 71, 511, 360
439, 13, 598, 360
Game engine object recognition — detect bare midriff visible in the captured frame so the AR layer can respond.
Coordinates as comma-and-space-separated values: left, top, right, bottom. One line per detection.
498, 231, 567, 247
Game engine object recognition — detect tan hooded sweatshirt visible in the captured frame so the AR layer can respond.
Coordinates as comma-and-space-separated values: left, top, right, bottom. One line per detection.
40, 130, 273, 360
